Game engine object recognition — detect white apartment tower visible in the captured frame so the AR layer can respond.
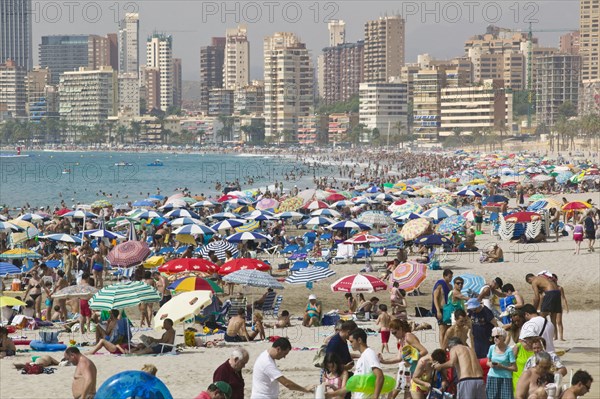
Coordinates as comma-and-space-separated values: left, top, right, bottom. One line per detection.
146, 33, 173, 111
224, 25, 250, 90
118, 13, 139, 76
328, 20, 346, 47
364, 15, 405, 83
263, 32, 313, 143
580, 0, 600, 82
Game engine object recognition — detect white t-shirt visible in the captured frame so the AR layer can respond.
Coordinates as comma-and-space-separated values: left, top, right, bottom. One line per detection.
519, 316, 556, 353
251, 350, 283, 399
353, 347, 382, 399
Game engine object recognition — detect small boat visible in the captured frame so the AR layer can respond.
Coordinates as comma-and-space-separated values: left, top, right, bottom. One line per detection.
147, 160, 164, 167
62, 169, 71, 174
0, 147, 31, 158
114, 162, 133, 167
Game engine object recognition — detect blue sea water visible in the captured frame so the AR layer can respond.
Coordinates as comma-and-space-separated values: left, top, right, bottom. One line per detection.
0, 151, 331, 208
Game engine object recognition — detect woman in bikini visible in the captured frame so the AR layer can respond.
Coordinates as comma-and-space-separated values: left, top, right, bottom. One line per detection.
23, 274, 43, 319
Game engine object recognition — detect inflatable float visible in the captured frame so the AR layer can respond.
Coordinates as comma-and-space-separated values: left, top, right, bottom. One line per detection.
29, 340, 67, 352
96, 370, 173, 399
346, 373, 396, 394
12, 339, 32, 346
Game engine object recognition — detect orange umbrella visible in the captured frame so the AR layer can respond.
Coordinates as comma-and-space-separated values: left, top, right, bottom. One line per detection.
561, 201, 592, 211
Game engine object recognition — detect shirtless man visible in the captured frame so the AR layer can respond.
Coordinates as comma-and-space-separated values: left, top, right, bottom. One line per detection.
561, 370, 593, 399
53, 270, 69, 321
433, 337, 484, 399
225, 309, 251, 342
526, 273, 561, 332
131, 318, 175, 355
153, 271, 171, 307
64, 347, 97, 399
432, 269, 453, 348
515, 351, 553, 399
442, 309, 472, 349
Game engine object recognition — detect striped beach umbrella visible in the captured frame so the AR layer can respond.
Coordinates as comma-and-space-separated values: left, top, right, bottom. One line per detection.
235, 220, 260, 232
330, 200, 354, 208
285, 266, 336, 284
135, 210, 163, 220
274, 211, 304, 220
454, 274, 485, 297
0, 262, 21, 275
17, 213, 47, 222
208, 212, 240, 220
198, 240, 238, 260
310, 209, 341, 218
344, 232, 384, 245
302, 216, 335, 227
456, 189, 482, 197
331, 274, 387, 293
303, 200, 329, 210
167, 217, 205, 227
62, 210, 99, 219
222, 269, 283, 289
390, 262, 427, 293
89, 281, 161, 311
172, 224, 216, 236
167, 276, 223, 293
192, 200, 218, 208
357, 211, 395, 227
106, 241, 150, 267
0, 249, 42, 259
164, 209, 200, 219
328, 220, 371, 231
38, 234, 83, 244
210, 219, 245, 231
225, 231, 271, 243
422, 206, 458, 220
0, 221, 23, 232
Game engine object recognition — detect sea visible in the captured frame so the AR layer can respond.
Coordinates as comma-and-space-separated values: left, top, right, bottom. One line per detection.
0, 151, 334, 209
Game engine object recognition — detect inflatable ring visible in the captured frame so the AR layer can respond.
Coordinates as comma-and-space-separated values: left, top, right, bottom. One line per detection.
12, 339, 32, 346
96, 370, 173, 399
346, 373, 396, 394
29, 340, 67, 352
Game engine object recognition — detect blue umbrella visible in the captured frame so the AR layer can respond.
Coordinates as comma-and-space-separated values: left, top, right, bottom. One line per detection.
421, 206, 458, 220
456, 189, 482, 197
372, 193, 395, 202
132, 200, 155, 207
210, 219, 245, 231
148, 194, 165, 200
285, 266, 336, 284
164, 209, 200, 219
328, 220, 371, 231
0, 221, 23, 232
302, 217, 335, 227
454, 274, 485, 297
290, 260, 309, 271
167, 217, 203, 227
172, 224, 216, 235
436, 215, 468, 234
17, 213, 46, 222
414, 234, 452, 246
38, 234, 83, 244
85, 229, 125, 240
0, 262, 21, 275
310, 209, 341, 218
484, 195, 509, 203
274, 211, 304, 220
226, 232, 271, 243
222, 270, 283, 289
527, 200, 548, 212
134, 210, 163, 220
198, 240, 238, 260
366, 186, 380, 193
208, 212, 239, 220
63, 210, 99, 219
370, 232, 404, 248
45, 260, 62, 269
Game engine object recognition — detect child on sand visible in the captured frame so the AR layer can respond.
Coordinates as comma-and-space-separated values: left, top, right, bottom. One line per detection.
275, 310, 291, 328
376, 304, 391, 353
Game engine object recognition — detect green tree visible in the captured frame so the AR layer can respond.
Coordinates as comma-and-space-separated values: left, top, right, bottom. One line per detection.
371, 128, 380, 145
557, 101, 577, 120
316, 95, 359, 115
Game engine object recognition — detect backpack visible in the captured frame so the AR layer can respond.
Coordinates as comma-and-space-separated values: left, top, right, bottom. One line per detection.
22, 363, 44, 375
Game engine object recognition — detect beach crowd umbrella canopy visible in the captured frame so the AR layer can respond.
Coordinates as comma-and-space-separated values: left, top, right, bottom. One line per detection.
52, 284, 99, 299
453, 274, 485, 297
219, 258, 271, 275
135, 210, 164, 220
171, 224, 217, 236
302, 200, 329, 210
222, 269, 284, 289
167, 276, 223, 293
167, 217, 205, 227
0, 262, 21, 275
106, 241, 151, 267
225, 231, 271, 243
256, 198, 279, 210
197, 240, 238, 260
38, 234, 83, 244
284, 266, 336, 285
158, 258, 218, 274
421, 206, 458, 220
152, 290, 213, 330
331, 274, 388, 293
389, 261, 427, 293
0, 248, 42, 259
327, 220, 371, 231
89, 281, 161, 311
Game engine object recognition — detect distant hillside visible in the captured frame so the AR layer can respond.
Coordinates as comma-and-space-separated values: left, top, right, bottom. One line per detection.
183, 80, 202, 102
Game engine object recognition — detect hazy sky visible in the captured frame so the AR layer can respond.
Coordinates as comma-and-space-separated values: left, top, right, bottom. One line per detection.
31, 0, 579, 80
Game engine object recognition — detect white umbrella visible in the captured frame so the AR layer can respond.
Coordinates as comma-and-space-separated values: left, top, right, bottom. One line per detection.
152, 291, 212, 330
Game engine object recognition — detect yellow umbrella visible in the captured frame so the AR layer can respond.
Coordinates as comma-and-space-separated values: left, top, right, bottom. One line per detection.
0, 296, 26, 307
0, 248, 42, 259
235, 220, 260, 232
152, 290, 212, 330
7, 220, 39, 244
143, 255, 165, 269
469, 179, 486, 185
175, 234, 197, 245
393, 182, 407, 190
543, 198, 562, 210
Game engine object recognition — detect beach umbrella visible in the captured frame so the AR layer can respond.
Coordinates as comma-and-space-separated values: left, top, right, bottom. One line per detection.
274, 211, 304, 220
0, 296, 26, 307
414, 234, 452, 246
198, 240, 238, 260
135, 210, 163, 220
89, 281, 161, 311
0, 221, 23, 232
372, 193, 396, 202
0, 249, 41, 259
167, 276, 223, 293
285, 266, 336, 284
328, 220, 371, 231
454, 274, 485, 297
303, 217, 335, 227
532, 175, 553, 183
233, 205, 255, 214
207, 212, 239, 220
235, 220, 260, 233
85, 229, 125, 240
52, 285, 99, 299
217, 194, 239, 203
91, 200, 112, 208
422, 206, 458, 220
370, 232, 404, 249
152, 290, 212, 330
391, 202, 423, 217
167, 217, 205, 227
436, 215, 468, 234
192, 200, 218, 208
160, 201, 188, 211
352, 196, 378, 205
504, 211, 542, 223
222, 269, 283, 289
16, 213, 46, 222
331, 274, 387, 293
210, 219, 246, 231
225, 197, 253, 206
243, 210, 275, 221
357, 211, 394, 226
219, 258, 271, 275
456, 189, 482, 197
303, 200, 329, 210
0, 262, 21, 275
164, 209, 200, 219
393, 212, 424, 222
412, 198, 436, 207
400, 218, 431, 241
326, 193, 347, 202
38, 234, 83, 244
310, 209, 341, 218
225, 231, 271, 243
63, 210, 99, 219
389, 262, 427, 293
172, 224, 216, 236
106, 241, 151, 267
278, 196, 304, 212
158, 258, 218, 275
430, 193, 454, 205
484, 195, 509, 203
330, 200, 354, 208
132, 200, 155, 207
0, 215, 6, 221
256, 198, 279, 210
344, 232, 384, 245
562, 201, 592, 211
106, 217, 138, 229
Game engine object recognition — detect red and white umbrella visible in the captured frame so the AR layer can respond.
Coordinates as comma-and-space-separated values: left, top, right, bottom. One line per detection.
344, 232, 384, 245
218, 258, 271, 275
158, 258, 218, 274
331, 274, 387, 293
302, 200, 329, 210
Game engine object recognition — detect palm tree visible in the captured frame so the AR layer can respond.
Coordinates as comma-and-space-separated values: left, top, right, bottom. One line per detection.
394, 120, 405, 148
554, 117, 569, 152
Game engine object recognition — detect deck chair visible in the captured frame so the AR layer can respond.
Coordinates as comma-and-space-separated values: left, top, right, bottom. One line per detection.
256, 291, 277, 315
332, 243, 354, 263
228, 297, 247, 320
269, 295, 283, 318
290, 260, 309, 271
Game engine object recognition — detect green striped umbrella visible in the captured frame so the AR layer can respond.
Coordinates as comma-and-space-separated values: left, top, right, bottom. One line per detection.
88, 281, 161, 311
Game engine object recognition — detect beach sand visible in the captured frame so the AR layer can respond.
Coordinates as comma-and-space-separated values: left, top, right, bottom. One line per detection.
1, 192, 599, 398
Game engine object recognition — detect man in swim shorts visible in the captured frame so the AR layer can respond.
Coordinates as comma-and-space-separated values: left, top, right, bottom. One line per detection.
225, 309, 250, 342
526, 273, 561, 333
433, 337, 485, 399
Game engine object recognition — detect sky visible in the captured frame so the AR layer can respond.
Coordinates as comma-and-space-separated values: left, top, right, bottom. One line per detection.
31, 0, 579, 80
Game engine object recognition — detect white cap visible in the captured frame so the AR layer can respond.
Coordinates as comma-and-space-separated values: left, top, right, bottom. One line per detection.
308, 294, 317, 300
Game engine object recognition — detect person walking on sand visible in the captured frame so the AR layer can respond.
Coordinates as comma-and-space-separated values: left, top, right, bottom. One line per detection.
431, 269, 453, 348
572, 221, 584, 254
349, 328, 384, 399
375, 304, 391, 354
64, 347, 97, 399
583, 210, 596, 252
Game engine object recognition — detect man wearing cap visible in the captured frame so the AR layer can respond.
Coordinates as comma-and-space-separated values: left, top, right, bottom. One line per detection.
519, 304, 556, 353
467, 298, 497, 359
194, 381, 232, 399
302, 294, 321, 327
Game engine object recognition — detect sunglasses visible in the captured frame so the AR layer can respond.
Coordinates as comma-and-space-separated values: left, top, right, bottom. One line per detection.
455, 282, 464, 285
493, 335, 503, 339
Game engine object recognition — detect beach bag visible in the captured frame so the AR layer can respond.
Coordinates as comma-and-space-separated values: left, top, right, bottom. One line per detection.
313, 345, 326, 368
184, 329, 197, 347
22, 363, 44, 375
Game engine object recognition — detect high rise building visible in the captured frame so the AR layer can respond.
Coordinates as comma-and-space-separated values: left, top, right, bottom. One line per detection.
364, 15, 405, 83
327, 113, 359, 144
0, 59, 26, 120
560, 31, 580, 55
535, 54, 581, 126
234, 80, 264, 115
412, 69, 445, 141
118, 13, 140, 76
359, 81, 408, 142
26, 66, 51, 121
208, 88, 234, 116
172, 58, 182, 109
146, 33, 173, 112
580, 0, 599, 81
322, 41, 364, 104
118, 72, 140, 117
579, 80, 600, 115
224, 25, 249, 90
328, 20, 346, 47
0, 0, 32, 70
140, 66, 160, 111
59, 66, 117, 127
40, 35, 89, 85
88, 34, 118, 70
199, 37, 225, 114
263, 32, 313, 143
